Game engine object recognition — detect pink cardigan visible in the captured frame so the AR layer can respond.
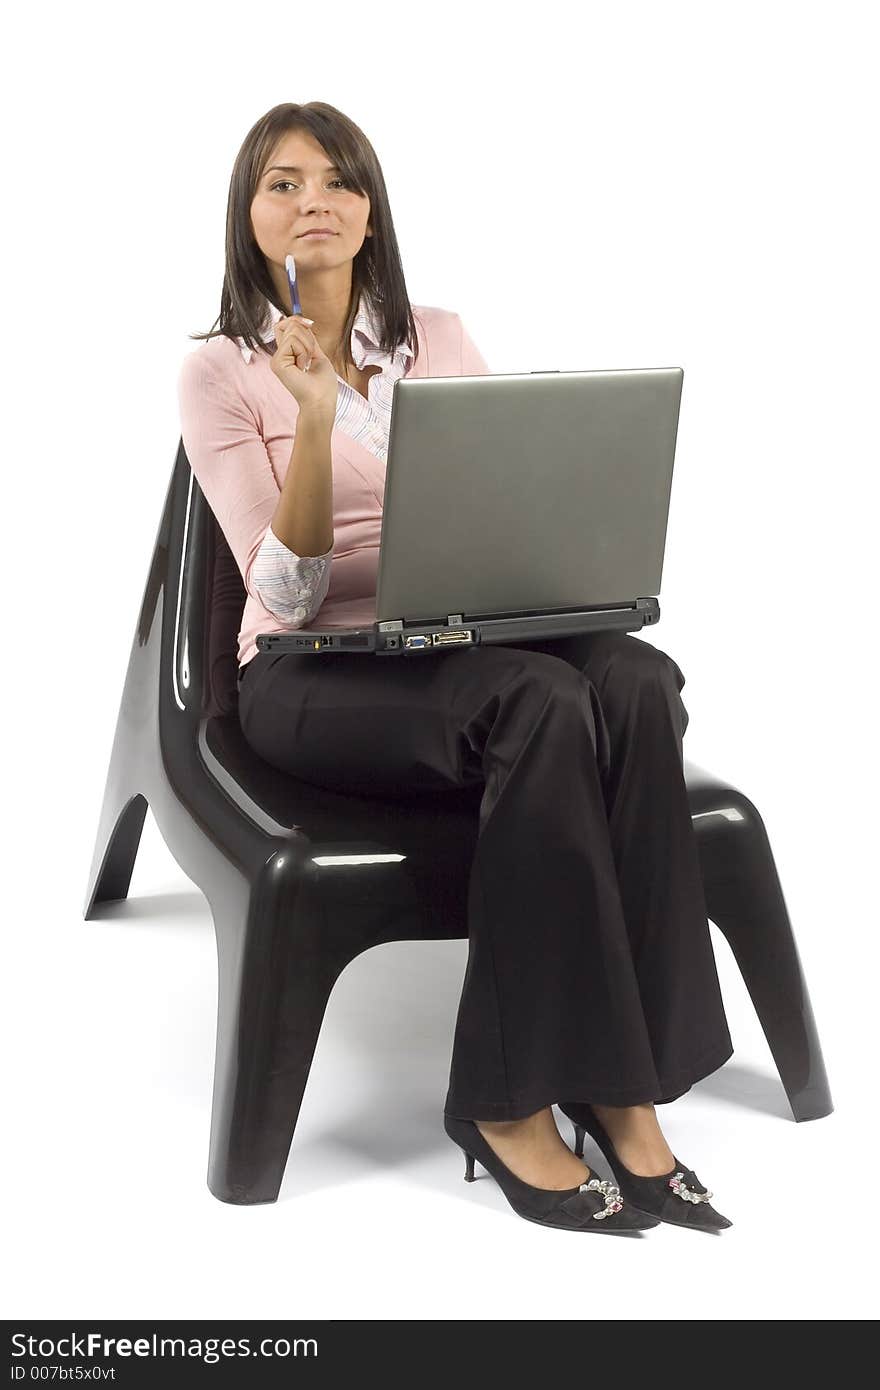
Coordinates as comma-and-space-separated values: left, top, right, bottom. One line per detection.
177, 299, 491, 666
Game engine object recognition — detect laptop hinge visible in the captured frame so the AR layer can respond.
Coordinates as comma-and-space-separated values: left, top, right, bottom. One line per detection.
379, 615, 464, 631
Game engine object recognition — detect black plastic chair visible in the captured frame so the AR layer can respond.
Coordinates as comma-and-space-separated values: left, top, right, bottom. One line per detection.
83, 443, 833, 1205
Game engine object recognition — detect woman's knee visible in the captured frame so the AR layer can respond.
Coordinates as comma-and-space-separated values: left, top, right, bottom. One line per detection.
589, 632, 685, 693
502, 647, 612, 765
503, 645, 598, 701
583, 633, 689, 740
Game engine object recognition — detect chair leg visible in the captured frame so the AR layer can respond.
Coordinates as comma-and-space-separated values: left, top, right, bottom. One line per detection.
695, 798, 833, 1122
84, 790, 149, 917
82, 607, 156, 919
206, 847, 355, 1205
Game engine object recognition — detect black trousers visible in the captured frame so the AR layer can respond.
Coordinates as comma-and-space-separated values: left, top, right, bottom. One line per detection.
236, 630, 733, 1121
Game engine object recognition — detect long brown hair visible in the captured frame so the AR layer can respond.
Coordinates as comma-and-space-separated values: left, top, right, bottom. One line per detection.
189, 101, 420, 371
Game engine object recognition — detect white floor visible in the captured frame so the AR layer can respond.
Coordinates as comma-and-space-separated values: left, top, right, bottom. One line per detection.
4, 809, 874, 1322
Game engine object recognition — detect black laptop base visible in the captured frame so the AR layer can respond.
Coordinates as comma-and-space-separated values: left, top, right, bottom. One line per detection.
255, 597, 660, 656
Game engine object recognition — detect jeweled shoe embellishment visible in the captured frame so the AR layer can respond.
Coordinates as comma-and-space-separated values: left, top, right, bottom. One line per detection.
668, 1171, 713, 1203
579, 1176, 625, 1219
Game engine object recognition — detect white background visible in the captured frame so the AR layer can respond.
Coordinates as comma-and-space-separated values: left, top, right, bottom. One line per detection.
3, 0, 877, 1323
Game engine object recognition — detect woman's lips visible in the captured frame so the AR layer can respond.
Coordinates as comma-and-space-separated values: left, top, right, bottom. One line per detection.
299, 231, 335, 238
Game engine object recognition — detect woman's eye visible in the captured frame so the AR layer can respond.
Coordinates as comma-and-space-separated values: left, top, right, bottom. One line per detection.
271, 179, 348, 192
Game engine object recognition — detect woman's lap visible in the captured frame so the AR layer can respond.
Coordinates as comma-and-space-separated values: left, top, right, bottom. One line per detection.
236, 629, 688, 795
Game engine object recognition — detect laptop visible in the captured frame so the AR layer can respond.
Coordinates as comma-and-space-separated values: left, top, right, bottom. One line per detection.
255, 366, 684, 657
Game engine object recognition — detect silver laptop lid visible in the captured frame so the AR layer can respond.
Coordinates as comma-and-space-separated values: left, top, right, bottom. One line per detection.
375, 368, 683, 624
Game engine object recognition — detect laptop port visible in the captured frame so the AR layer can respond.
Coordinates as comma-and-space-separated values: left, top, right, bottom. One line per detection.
404, 635, 430, 648
432, 630, 474, 646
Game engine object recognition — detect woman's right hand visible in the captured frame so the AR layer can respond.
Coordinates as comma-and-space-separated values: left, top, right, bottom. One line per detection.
270, 315, 338, 417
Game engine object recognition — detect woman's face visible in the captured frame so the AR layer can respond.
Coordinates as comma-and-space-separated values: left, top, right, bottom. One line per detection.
250, 129, 372, 287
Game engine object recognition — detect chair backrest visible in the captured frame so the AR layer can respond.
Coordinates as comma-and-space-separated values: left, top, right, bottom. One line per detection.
174, 440, 246, 720
201, 496, 246, 719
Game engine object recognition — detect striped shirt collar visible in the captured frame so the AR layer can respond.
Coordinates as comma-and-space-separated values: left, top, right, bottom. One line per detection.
237, 290, 414, 366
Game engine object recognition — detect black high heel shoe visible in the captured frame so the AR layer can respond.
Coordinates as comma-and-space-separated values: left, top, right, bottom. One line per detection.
443, 1113, 659, 1234
557, 1102, 733, 1232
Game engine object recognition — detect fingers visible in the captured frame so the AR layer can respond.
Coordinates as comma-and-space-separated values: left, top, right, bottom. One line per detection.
274, 315, 318, 371
276, 316, 317, 346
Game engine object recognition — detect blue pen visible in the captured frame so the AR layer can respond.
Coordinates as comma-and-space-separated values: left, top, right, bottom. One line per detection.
285, 253, 302, 315
284, 253, 315, 370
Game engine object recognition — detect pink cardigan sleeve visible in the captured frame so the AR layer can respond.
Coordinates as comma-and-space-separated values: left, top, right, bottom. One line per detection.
176, 350, 332, 624
457, 315, 491, 375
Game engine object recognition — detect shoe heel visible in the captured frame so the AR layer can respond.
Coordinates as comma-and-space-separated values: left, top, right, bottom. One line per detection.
463, 1149, 477, 1182
572, 1122, 586, 1159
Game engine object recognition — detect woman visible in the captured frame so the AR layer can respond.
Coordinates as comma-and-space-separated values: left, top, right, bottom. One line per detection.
178, 101, 735, 1235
